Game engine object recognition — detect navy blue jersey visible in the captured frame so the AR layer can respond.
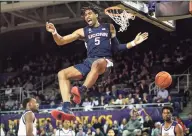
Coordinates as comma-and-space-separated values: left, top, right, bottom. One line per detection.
84, 23, 112, 58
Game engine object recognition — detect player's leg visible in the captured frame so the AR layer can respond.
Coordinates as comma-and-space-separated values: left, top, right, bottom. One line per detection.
71, 58, 108, 104
83, 58, 107, 88
58, 66, 83, 102
51, 66, 83, 121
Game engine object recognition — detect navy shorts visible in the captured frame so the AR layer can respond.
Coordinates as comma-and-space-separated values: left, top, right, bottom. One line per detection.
74, 57, 112, 77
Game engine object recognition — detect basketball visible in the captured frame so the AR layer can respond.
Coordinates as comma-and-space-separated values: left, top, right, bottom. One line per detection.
155, 71, 172, 89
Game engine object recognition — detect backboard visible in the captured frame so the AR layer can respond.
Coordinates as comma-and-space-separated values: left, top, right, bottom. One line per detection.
118, 1, 176, 31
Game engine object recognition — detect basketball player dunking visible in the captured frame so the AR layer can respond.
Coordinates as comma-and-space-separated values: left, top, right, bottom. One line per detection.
161, 106, 184, 136
46, 6, 148, 121
18, 98, 39, 136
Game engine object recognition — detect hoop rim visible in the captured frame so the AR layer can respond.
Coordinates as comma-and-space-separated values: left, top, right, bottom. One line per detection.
104, 6, 124, 16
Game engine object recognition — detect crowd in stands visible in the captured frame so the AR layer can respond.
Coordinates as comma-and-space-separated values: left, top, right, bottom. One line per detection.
1, 108, 192, 136
1, 37, 191, 111
0, 34, 192, 135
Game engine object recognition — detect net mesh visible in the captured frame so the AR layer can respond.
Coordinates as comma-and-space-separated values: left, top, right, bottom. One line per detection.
106, 8, 135, 32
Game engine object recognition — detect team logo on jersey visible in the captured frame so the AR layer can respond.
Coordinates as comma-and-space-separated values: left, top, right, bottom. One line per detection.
88, 32, 108, 39
102, 28, 106, 30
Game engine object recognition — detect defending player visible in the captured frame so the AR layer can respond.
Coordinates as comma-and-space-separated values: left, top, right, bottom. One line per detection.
18, 98, 39, 136
161, 106, 184, 136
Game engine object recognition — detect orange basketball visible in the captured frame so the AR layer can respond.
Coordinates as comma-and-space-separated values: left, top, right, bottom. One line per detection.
155, 71, 172, 89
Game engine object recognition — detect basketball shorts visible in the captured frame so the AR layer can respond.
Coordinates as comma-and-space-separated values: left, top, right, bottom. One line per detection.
74, 57, 113, 77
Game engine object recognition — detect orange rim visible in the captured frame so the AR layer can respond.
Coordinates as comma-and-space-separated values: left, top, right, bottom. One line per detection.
104, 6, 124, 16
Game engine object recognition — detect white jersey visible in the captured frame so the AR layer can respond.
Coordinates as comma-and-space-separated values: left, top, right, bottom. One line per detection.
18, 110, 37, 136
55, 129, 75, 136
161, 121, 177, 136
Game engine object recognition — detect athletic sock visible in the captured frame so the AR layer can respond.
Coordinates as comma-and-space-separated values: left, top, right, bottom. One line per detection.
62, 102, 70, 111
79, 85, 87, 93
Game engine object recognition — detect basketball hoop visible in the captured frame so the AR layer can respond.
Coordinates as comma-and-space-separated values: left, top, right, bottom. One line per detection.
105, 6, 135, 32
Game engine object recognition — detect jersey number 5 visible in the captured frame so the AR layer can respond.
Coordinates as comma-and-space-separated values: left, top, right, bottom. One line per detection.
95, 37, 100, 45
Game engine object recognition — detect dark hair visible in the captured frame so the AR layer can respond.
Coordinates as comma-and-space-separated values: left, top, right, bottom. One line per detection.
22, 98, 32, 109
81, 6, 99, 17
162, 106, 173, 113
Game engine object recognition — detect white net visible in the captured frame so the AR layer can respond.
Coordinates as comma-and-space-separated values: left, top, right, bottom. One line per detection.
106, 9, 135, 32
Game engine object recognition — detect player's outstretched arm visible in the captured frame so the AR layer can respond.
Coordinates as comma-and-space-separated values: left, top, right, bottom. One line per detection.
110, 24, 148, 51
127, 32, 149, 48
46, 22, 84, 46
25, 112, 35, 136
175, 124, 184, 136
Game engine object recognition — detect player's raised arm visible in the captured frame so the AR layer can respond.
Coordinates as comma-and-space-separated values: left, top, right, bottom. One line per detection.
110, 23, 149, 51
25, 112, 35, 136
46, 22, 84, 46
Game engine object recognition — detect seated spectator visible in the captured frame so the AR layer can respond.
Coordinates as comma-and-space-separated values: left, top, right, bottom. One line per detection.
46, 124, 55, 136
107, 129, 115, 136
85, 124, 95, 135
134, 94, 142, 104
151, 122, 161, 136
119, 118, 127, 134
82, 98, 92, 111
112, 94, 123, 105
93, 118, 103, 132
122, 109, 142, 136
86, 128, 96, 136
142, 93, 148, 104
139, 80, 149, 95
103, 121, 111, 135
76, 127, 86, 136
153, 89, 169, 103
99, 96, 105, 106
95, 128, 104, 136
5, 97, 14, 110
142, 116, 154, 134
91, 97, 99, 106
112, 120, 120, 135
127, 94, 135, 109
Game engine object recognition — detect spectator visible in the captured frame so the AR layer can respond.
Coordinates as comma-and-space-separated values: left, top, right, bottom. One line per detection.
82, 98, 92, 107
142, 93, 148, 104
55, 120, 75, 136
151, 122, 161, 136
142, 116, 154, 134
122, 109, 142, 136
39, 126, 46, 136
1, 127, 5, 136
76, 127, 86, 136
112, 120, 119, 135
46, 124, 55, 136
107, 129, 115, 136
119, 118, 127, 134
5, 97, 14, 110
139, 80, 149, 95
153, 89, 169, 103
112, 94, 123, 105
95, 128, 104, 136
93, 119, 103, 132
103, 121, 111, 135
91, 97, 99, 106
